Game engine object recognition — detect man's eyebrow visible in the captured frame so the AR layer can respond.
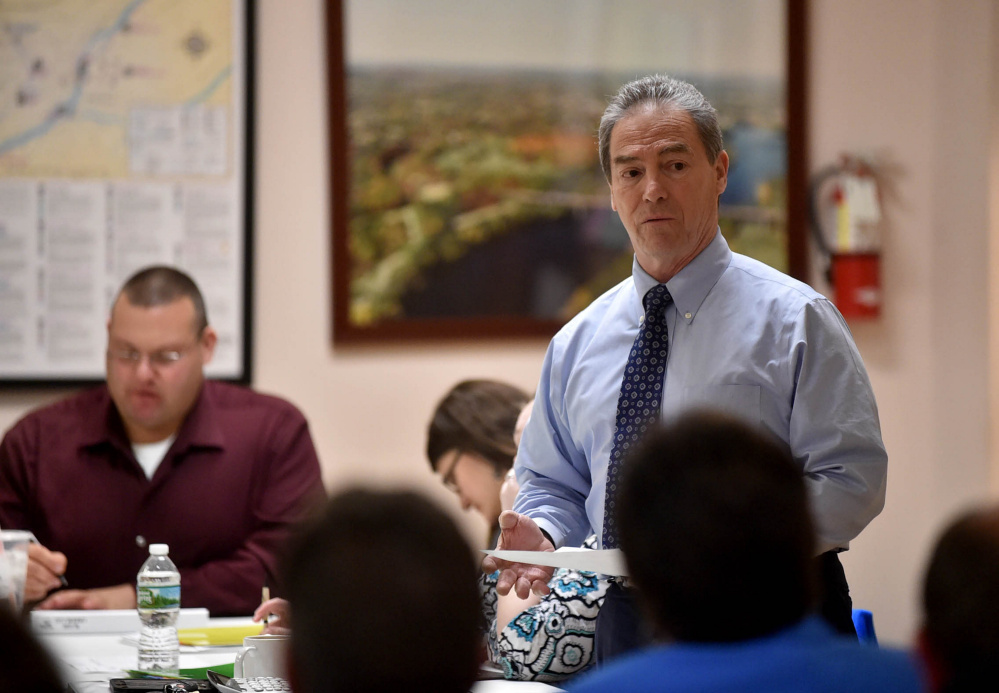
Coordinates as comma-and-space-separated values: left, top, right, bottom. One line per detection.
612, 153, 640, 167
612, 142, 692, 167
659, 142, 692, 156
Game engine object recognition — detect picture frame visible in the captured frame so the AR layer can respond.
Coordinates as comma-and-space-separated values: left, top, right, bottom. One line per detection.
0, 0, 255, 384
329, 0, 807, 344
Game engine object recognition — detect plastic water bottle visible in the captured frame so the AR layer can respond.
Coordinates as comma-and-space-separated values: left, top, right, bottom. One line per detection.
136, 543, 180, 672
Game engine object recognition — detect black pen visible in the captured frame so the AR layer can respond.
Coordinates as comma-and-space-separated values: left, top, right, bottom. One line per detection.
261, 585, 271, 626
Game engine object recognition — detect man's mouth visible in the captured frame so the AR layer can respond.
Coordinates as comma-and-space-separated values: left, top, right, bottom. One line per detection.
130, 390, 160, 405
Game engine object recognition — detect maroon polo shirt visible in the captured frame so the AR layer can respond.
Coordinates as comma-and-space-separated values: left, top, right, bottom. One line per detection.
0, 381, 325, 615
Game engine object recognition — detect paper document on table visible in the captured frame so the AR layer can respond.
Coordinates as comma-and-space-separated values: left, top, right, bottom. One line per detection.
31, 607, 209, 634
474, 681, 565, 692
481, 547, 628, 577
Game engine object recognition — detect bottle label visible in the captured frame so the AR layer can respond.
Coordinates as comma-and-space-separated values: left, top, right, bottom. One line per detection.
137, 584, 180, 609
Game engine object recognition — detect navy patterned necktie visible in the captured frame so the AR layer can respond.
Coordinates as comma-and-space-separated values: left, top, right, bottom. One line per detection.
602, 283, 672, 548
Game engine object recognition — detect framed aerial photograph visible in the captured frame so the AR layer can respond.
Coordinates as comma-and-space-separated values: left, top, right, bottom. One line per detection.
329, 0, 806, 344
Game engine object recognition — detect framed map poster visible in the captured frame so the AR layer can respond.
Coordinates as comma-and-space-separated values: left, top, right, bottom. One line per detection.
328, 0, 807, 344
0, 0, 253, 383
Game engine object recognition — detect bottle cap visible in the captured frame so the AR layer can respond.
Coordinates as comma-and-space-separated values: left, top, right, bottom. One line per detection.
149, 543, 169, 555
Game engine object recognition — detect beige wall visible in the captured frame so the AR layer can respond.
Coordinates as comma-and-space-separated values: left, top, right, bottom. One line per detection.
809, 0, 996, 646
1, 0, 996, 646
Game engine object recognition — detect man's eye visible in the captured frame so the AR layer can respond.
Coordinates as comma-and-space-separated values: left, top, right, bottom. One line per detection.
151, 351, 183, 364
672, 162, 686, 172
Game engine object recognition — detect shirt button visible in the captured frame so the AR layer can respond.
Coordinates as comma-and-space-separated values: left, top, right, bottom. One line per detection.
136, 535, 147, 548
685, 312, 692, 319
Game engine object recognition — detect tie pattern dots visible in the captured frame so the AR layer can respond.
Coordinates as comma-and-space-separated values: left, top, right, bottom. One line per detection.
602, 284, 672, 549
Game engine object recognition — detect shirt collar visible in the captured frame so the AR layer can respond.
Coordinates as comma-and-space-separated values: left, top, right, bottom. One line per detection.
172, 381, 226, 452
76, 388, 130, 453
80, 382, 225, 455
631, 229, 732, 324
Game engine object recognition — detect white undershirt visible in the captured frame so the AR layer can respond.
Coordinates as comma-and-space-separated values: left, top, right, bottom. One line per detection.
132, 435, 176, 479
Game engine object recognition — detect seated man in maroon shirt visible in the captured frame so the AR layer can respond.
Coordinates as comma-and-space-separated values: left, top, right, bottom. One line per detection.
0, 266, 325, 615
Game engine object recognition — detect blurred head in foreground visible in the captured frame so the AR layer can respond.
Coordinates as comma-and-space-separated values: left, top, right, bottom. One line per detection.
618, 410, 817, 643
920, 504, 999, 692
0, 604, 65, 693
284, 488, 483, 693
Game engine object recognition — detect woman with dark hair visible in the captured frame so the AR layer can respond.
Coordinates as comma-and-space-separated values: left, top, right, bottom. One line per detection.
426, 379, 607, 684
426, 379, 530, 545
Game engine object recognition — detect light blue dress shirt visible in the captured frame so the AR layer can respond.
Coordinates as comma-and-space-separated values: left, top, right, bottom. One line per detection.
514, 231, 887, 554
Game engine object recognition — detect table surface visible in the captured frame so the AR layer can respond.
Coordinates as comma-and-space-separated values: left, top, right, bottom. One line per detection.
38, 617, 564, 693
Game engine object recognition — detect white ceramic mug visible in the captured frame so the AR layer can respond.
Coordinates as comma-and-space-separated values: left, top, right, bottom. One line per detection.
233, 634, 290, 679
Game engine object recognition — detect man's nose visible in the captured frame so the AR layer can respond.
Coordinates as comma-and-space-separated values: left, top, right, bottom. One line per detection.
134, 356, 156, 379
642, 171, 668, 202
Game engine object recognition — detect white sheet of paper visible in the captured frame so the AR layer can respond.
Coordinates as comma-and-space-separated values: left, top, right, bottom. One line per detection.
474, 681, 565, 692
482, 547, 628, 577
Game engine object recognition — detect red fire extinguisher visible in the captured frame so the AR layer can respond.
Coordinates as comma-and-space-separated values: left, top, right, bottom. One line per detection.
809, 156, 883, 319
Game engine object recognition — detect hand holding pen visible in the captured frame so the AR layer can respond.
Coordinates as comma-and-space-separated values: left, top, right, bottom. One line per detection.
253, 594, 292, 636
25, 541, 69, 604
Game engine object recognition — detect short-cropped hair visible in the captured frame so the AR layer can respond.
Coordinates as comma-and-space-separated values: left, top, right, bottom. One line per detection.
117, 265, 208, 334
0, 603, 65, 692
284, 488, 482, 693
922, 504, 999, 689
618, 411, 816, 642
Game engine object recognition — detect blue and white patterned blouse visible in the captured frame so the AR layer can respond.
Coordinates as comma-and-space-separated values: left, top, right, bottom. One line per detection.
480, 535, 608, 682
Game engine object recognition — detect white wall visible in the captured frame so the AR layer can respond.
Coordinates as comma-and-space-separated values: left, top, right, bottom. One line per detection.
0, 0, 995, 646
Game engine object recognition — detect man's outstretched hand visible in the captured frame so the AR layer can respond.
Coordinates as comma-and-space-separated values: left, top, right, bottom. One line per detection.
481, 510, 555, 598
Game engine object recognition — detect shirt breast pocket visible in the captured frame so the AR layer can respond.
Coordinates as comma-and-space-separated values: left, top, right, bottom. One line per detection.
678, 384, 762, 426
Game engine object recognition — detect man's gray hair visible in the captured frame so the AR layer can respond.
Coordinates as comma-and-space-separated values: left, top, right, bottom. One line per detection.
598, 74, 724, 183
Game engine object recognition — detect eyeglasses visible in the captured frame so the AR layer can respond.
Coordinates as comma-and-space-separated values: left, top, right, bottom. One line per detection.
439, 450, 463, 493
107, 347, 189, 368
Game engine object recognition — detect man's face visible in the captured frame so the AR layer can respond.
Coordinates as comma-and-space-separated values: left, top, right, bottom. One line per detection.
106, 296, 216, 443
608, 104, 729, 282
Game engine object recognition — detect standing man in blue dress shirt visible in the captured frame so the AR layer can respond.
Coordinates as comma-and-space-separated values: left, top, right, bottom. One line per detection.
482, 74, 887, 662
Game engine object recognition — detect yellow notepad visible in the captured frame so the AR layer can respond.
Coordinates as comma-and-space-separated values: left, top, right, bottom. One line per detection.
177, 623, 263, 646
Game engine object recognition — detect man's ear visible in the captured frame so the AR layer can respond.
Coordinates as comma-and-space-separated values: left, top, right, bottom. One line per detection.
714, 150, 730, 196
199, 326, 218, 364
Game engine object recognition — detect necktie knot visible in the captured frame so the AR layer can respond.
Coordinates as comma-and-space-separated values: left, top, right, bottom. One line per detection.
643, 284, 672, 319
